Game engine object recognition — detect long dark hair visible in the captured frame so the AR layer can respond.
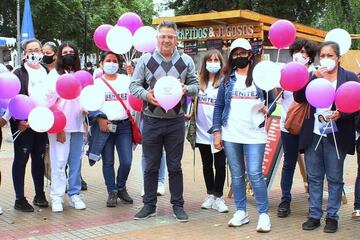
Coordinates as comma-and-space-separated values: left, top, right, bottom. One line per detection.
223, 48, 256, 87
55, 41, 81, 74
198, 49, 224, 91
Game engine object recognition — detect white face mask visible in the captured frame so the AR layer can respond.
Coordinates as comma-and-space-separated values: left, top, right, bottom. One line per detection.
26, 53, 43, 65
320, 58, 336, 72
292, 52, 309, 65
103, 62, 119, 75
206, 62, 221, 74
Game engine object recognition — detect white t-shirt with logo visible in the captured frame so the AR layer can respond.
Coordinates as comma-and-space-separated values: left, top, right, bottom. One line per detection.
222, 73, 267, 144
94, 74, 130, 121
24, 63, 48, 95
196, 82, 218, 144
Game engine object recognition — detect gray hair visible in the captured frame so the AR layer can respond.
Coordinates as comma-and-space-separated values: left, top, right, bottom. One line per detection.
157, 20, 178, 33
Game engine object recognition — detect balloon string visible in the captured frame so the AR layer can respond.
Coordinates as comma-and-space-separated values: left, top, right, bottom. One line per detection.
130, 48, 137, 62
12, 130, 20, 137
314, 121, 331, 151
276, 48, 281, 63
267, 89, 283, 116
12, 131, 22, 142
330, 120, 340, 160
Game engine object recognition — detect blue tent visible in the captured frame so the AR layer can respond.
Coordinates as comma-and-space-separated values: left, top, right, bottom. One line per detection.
20, 0, 35, 43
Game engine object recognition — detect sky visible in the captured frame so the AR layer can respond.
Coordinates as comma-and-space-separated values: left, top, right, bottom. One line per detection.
153, 0, 175, 17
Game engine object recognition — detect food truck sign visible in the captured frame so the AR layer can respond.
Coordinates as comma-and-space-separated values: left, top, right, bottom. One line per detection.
177, 23, 261, 41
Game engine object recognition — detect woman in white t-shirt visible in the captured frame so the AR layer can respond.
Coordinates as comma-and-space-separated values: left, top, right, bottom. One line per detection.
210, 38, 275, 233
48, 42, 86, 213
194, 50, 228, 213
91, 52, 133, 207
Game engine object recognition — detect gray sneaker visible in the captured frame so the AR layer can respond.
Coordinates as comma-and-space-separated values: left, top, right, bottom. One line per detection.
173, 206, 189, 222
106, 191, 118, 207
118, 188, 133, 204
134, 205, 156, 220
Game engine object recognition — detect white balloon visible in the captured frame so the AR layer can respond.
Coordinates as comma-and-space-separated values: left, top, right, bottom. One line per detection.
154, 76, 182, 112
106, 26, 133, 54
253, 61, 281, 91
80, 85, 105, 111
133, 26, 157, 53
325, 28, 352, 56
28, 106, 55, 132
29, 81, 58, 107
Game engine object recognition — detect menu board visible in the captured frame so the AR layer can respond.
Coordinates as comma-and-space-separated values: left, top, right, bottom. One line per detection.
206, 39, 223, 50
184, 41, 198, 56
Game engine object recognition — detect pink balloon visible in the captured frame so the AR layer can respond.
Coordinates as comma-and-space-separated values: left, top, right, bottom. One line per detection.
0, 72, 21, 99
9, 94, 36, 120
133, 26, 157, 53
280, 62, 309, 91
74, 70, 94, 88
305, 78, 335, 108
128, 94, 143, 112
48, 109, 67, 134
117, 12, 143, 35
269, 20, 296, 49
93, 24, 113, 51
56, 74, 82, 100
335, 81, 360, 113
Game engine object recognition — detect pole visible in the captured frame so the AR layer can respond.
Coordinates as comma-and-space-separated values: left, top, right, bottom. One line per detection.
16, 0, 21, 66
83, 0, 89, 65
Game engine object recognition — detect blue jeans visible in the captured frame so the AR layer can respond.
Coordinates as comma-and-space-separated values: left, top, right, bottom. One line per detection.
142, 149, 166, 184
66, 132, 84, 197
101, 120, 133, 193
280, 131, 300, 202
223, 141, 269, 214
305, 135, 346, 220
355, 138, 360, 210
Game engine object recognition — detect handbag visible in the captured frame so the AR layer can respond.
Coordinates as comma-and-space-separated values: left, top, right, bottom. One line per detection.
101, 78, 142, 144
284, 101, 311, 135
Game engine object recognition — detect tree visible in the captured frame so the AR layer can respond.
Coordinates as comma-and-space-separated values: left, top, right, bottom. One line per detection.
0, 0, 155, 53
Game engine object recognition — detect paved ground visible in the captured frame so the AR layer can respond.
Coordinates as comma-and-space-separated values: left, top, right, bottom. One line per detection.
0, 126, 359, 240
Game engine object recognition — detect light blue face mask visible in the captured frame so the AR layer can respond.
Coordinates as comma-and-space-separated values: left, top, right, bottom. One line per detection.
103, 62, 119, 75
206, 62, 221, 73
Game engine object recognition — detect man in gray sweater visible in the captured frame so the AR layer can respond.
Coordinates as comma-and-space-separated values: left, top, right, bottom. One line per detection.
129, 20, 198, 222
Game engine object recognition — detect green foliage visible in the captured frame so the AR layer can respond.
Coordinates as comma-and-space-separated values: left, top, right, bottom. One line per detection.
0, 0, 155, 52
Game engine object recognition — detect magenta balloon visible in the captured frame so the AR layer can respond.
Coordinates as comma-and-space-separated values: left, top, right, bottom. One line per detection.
117, 12, 143, 35
128, 94, 143, 112
269, 20, 296, 49
305, 78, 335, 108
9, 94, 36, 120
74, 70, 94, 88
93, 24, 113, 51
0, 72, 21, 99
280, 62, 309, 91
56, 74, 82, 100
0, 98, 10, 109
335, 81, 360, 113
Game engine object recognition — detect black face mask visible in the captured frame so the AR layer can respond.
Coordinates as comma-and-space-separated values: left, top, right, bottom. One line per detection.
42, 54, 55, 64
232, 57, 250, 69
62, 54, 76, 67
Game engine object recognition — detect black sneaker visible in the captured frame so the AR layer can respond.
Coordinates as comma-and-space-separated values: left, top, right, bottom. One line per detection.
134, 205, 156, 220
277, 200, 291, 218
173, 206, 189, 222
33, 193, 49, 208
324, 218, 338, 233
14, 197, 34, 212
106, 191, 118, 207
81, 177, 88, 191
302, 217, 321, 230
118, 188, 133, 204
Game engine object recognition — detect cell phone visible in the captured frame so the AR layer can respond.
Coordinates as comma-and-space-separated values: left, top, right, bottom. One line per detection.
107, 123, 117, 133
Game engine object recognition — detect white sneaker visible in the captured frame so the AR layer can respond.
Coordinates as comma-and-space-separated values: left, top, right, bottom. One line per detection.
141, 189, 145, 197
0, 206, 3, 215
256, 213, 271, 232
157, 182, 165, 196
228, 210, 250, 227
212, 197, 229, 213
69, 195, 86, 210
201, 195, 215, 209
52, 199, 63, 212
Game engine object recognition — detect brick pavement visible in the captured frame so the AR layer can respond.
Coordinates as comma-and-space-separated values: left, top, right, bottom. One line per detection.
0, 126, 359, 240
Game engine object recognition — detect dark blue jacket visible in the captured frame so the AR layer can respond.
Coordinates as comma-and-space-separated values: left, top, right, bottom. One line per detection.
87, 110, 109, 162
294, 66, 359, 154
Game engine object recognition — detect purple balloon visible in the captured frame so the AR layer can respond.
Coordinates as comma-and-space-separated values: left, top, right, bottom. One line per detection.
0, 72, 21, 99
117, 12, 143, 35
305, 78, 335, 108
9, 94, 36, 120
74, 70, 94, 88
93, 24, 112, 51
0, 98, 10, 109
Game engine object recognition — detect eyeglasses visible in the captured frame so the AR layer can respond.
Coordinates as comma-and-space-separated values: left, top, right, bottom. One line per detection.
232, 51, 249, 59
25, 48, 42, 54
158, 34, 177, 40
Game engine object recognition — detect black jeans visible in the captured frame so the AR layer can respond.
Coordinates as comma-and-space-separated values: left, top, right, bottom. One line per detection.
197, 143, 226, 197
142, 115, 185, 208
12, 127, 48, 199
355, 138, 360, 209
